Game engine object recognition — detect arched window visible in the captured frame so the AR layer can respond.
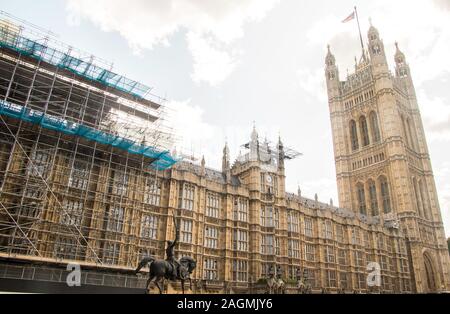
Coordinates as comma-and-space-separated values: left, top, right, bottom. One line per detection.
419, 180, 430, 220
401, 116, 411, 147
359, 116, 370, 147
350, 120, 359, 151
356, 183, 366, 215
370, 112, 381, 143
413, 178, 424, 217
379, 176, 391, 214
368, 180, 378, 216
407, 118, 417, 150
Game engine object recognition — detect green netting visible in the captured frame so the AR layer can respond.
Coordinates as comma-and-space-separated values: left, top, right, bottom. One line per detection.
0, 28, 152, 99
0, 99, 177, 171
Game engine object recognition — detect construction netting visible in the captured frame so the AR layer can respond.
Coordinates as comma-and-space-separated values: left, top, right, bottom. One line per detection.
0, 24, 152, 100
0, 99, 177, 170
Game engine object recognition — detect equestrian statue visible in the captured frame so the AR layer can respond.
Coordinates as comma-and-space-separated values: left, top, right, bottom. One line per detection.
135, 215, 197, 294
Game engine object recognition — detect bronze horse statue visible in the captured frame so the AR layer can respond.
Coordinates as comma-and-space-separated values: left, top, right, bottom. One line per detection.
135, 255, 196, 294
135, 215, 197, 294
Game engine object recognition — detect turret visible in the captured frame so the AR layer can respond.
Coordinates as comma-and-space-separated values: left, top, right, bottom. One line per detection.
250, 125, 260, 161
278, 136, 285, 172
325, 45, 340, 98
367, 20, 388, 72
222, 142, 232, 181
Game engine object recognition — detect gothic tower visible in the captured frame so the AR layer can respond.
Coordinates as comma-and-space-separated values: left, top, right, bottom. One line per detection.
325, 22, 450, 293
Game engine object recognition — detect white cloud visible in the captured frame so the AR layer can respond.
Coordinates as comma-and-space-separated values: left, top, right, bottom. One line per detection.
296, 68, 327, 102
166, 99, 216, 153
65, 0, 279, 85
418, 89, 450, 141
186, 32, 239, 86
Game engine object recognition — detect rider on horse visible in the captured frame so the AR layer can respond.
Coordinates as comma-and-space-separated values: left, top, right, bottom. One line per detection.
166, 221, 181, 280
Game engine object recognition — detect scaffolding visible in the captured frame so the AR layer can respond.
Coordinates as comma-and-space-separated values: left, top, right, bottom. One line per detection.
0, 14, 177, 269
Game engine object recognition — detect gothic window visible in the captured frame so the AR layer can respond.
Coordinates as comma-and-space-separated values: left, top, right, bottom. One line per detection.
328, 71, 335, 81
370, 112, 381, 143
379, 176, 392, 214
359, 116, 370, 147
261, 206, 274, 228
181, 219, 193, 243
103, 242, 120, 265
61, 199, 84, 227
287, 210, 299, 233
55, 237, 77, 261
275, 237, 280, 255
204, 226, 218, 249
274, 208, 280, 229
413, 178, 424, 217
406, 118, 417, 150
340, 273, 349, 290
305, 244, 316, 262
401, 116, 411, 147
204, 259, 218, 281
261, 234, 274, 255
350, 120, 359, 151
419, 180, 430, 220
357, 183, 367, 215
112, 168, 128, 197
336, 225, 344, 243
144, 177, 161, 206
304, 217, 314, 237
233, 230, 248, 252
368, 180, 379, 216
326, 270, 337, 288
179, 183, 195, 211
107, 206, 124, 233
69, 160, 90, 190
372, 44, 381, 55
233, 198, 248, 222
324, 220, 334, 240
27, 147, 53, 178
141, 214, 158, 239
288, 239, 300, 259
206, 192, 220, 218
232, 260, 248, 282
338, 249, 347, 265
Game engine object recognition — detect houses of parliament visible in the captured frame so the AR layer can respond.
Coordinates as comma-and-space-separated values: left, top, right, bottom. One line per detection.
0, 18, 448, 293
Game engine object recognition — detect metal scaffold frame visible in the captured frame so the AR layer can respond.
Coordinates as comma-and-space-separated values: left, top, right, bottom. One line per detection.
0, 14, 177, 269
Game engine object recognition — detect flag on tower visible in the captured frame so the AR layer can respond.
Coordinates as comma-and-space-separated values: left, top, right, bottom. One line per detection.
342, 11, 355, 23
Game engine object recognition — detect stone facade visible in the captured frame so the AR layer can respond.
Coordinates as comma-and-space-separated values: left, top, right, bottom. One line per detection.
0, 21, 448, 294
325, 22, 450, 293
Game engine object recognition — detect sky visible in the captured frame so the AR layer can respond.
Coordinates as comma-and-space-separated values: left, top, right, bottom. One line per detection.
0, 0, 449, 237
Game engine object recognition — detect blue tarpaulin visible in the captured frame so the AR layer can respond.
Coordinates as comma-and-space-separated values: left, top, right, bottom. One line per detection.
0, 99, 177, 170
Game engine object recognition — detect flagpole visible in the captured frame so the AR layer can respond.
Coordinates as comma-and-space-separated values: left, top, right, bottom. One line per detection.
354, 6, 365, 55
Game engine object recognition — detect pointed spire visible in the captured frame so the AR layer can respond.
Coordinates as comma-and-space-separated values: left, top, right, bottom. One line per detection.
278, 135, 285, 171
325, 44, 336, 67
251, 123, 258, 141
394, 41, 406, 64
297, 186, 302, 198
330, 198, 334, 207
222, 141, 230, 173
200, 155, 206, 176
368, 18, 379, 39
250, 124, 259, 161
